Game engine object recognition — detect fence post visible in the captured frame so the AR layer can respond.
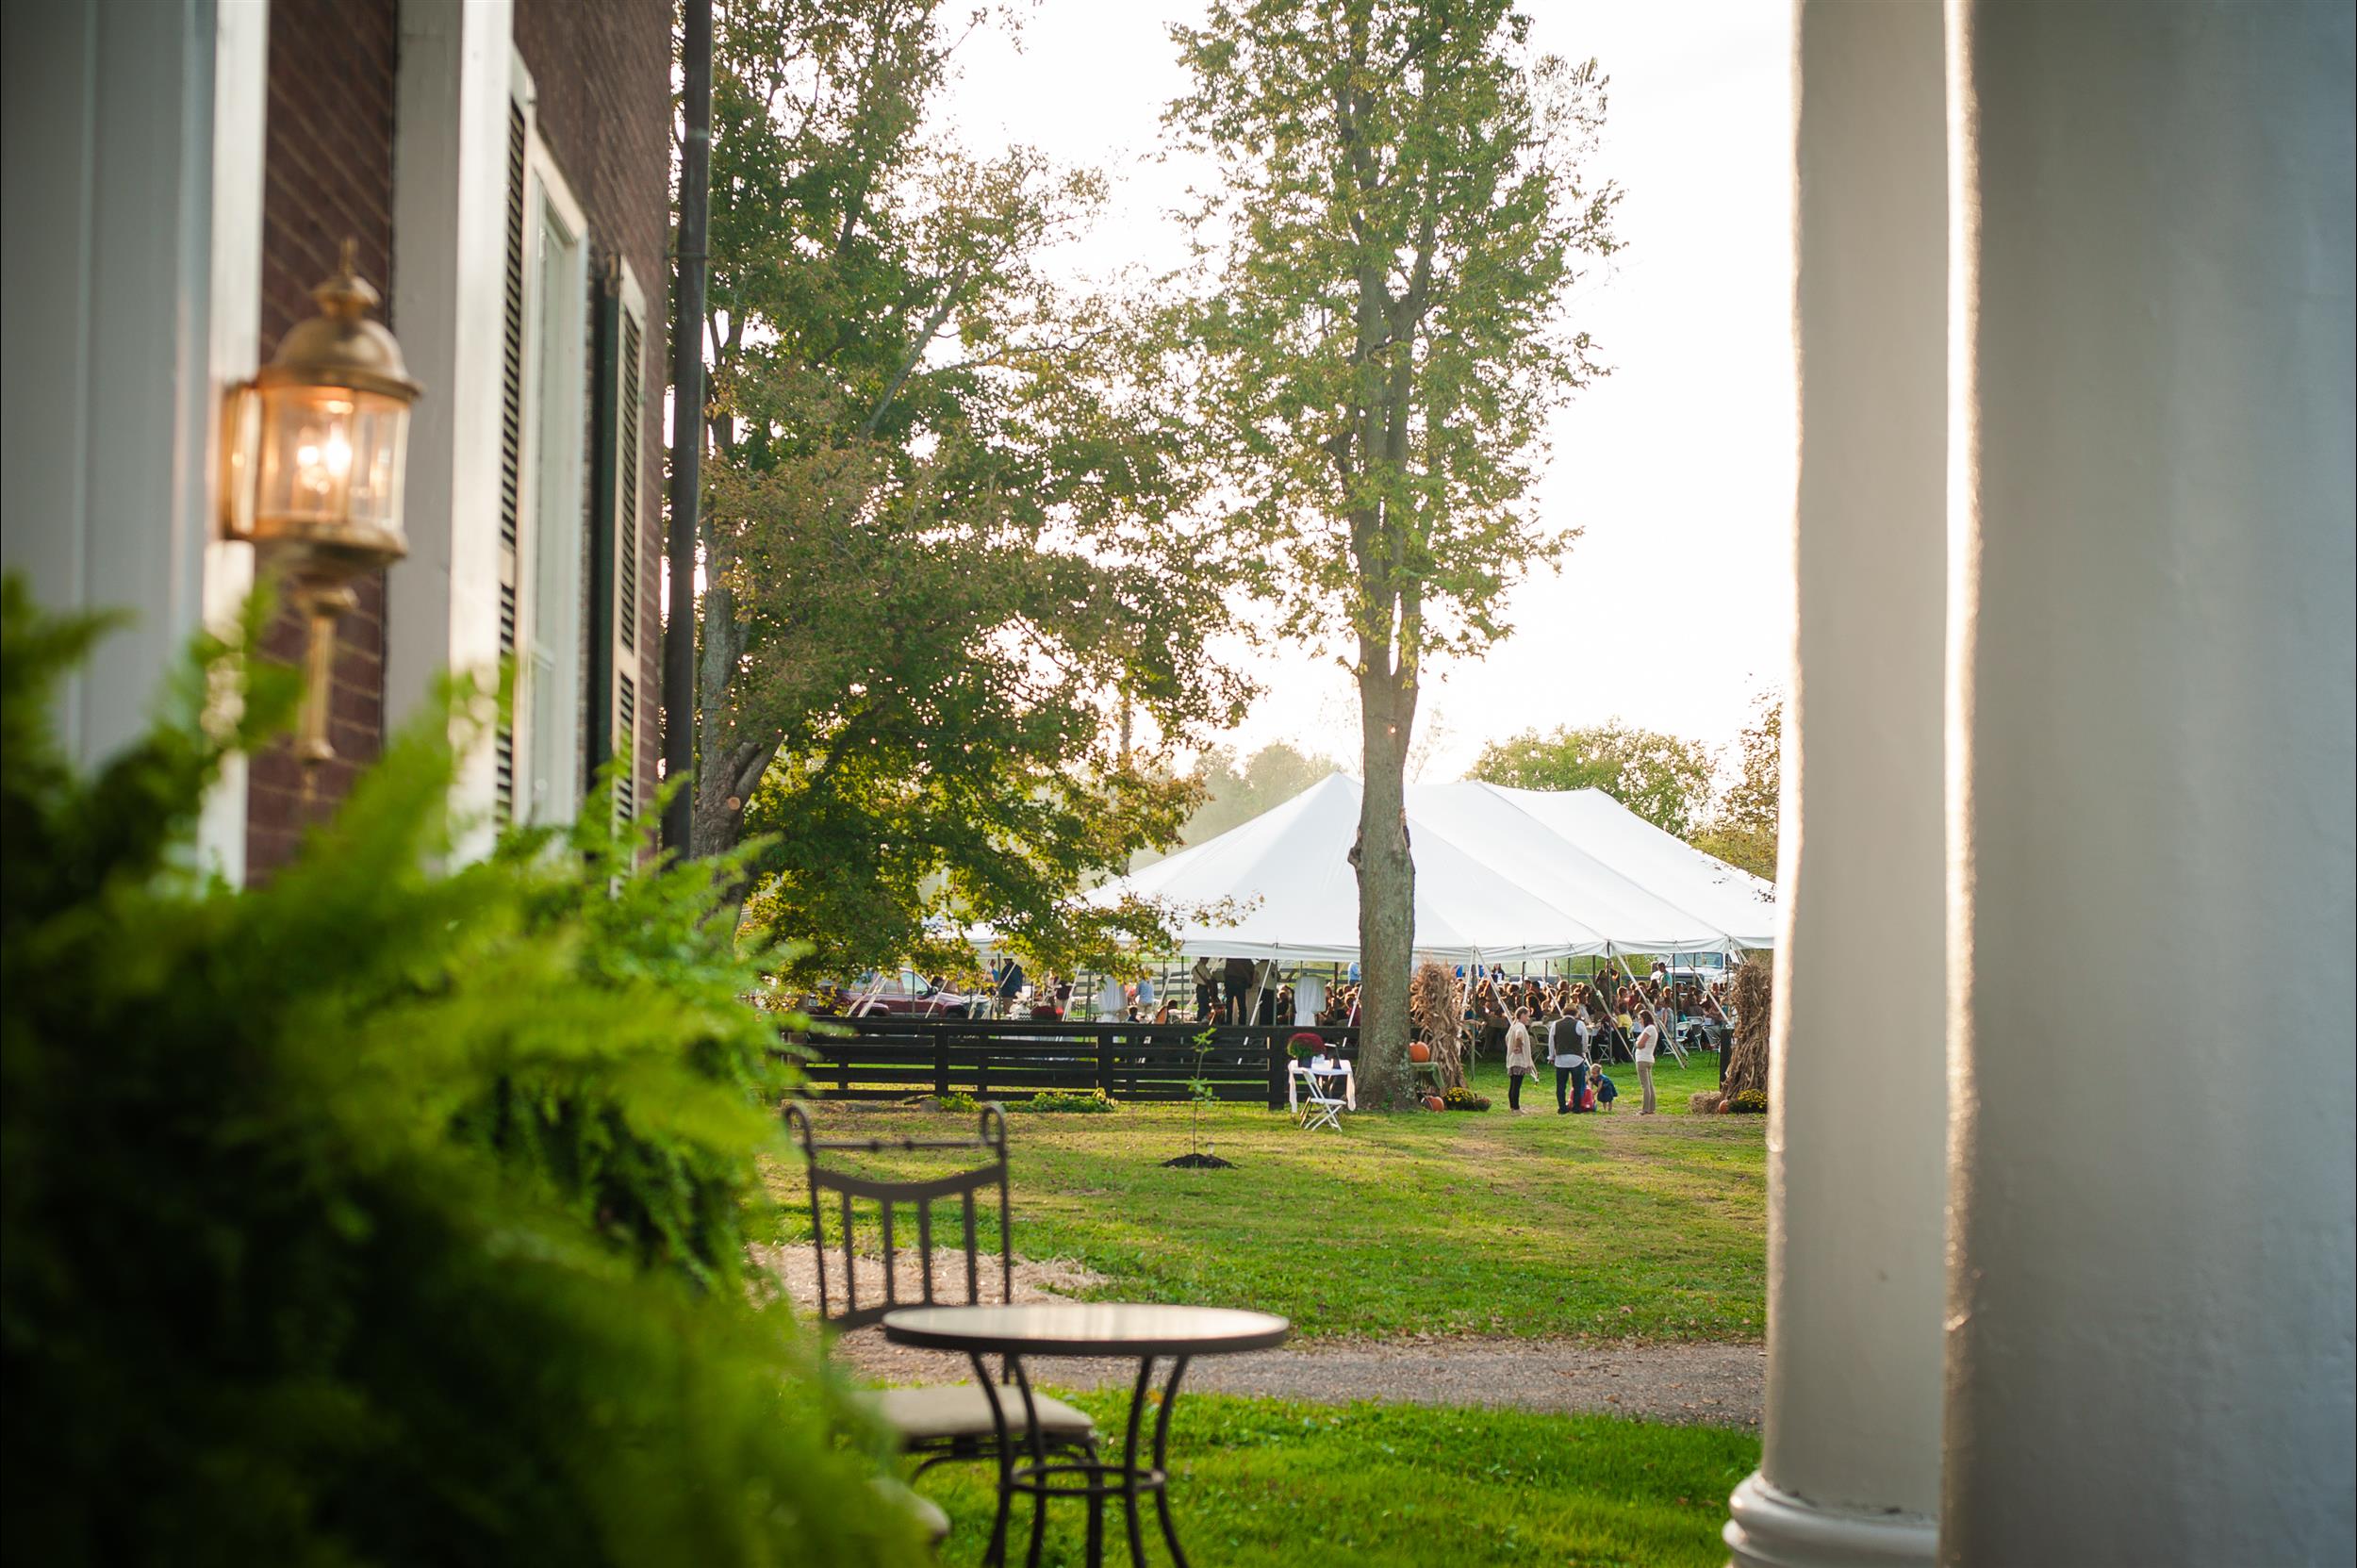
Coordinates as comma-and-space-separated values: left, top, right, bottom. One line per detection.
934, 1027, 949, 1098
1266, 1029, 1285, 1112
978, 1041, 990, 1101
1097, 1027, 1113, 1099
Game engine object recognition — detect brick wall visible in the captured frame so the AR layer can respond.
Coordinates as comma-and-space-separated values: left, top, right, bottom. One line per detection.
514, 0, 672, 824
245, 0, 401, 879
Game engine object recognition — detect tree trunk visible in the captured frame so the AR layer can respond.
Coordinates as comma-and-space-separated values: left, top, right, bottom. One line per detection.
690, 764, 747, 861
1354, 664, 1418, 1107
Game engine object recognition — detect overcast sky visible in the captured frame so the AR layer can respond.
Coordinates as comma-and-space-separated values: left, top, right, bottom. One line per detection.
935, 0, 1796, 779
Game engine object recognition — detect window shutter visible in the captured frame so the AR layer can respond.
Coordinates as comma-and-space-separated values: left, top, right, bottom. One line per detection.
589, 269, 648, 838
494, 97, 528, 826
616, 671, 637, 826
618, 310, 641, 658
495, 580, 519, 817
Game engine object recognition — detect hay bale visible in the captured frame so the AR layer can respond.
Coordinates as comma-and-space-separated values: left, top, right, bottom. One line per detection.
1689, 1091, 1723, 1115
1721, 959, 1772, 1099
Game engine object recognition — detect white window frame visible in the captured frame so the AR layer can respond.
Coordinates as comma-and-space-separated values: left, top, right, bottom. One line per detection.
515, 101, 589, 826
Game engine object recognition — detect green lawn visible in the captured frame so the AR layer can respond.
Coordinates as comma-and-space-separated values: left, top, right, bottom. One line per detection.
773, 1054, 1765, 1344
918, 1390, 1755, 1567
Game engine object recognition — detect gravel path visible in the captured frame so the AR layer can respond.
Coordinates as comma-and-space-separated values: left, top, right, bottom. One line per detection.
827, 1327, 1763, 1428
758, 1243, 1761, 1428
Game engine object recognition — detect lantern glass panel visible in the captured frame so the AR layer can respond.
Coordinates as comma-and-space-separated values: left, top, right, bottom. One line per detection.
251, 384, 409, 538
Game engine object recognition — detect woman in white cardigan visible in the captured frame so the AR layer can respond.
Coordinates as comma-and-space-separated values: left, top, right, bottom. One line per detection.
1632, 1006, 1660, 1114
1503, 1006, 1537, 1113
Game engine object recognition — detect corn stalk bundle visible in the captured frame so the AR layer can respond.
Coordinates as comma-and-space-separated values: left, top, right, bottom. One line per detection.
1722, 958, 1772, 1099
1408, 960, 1468, 1091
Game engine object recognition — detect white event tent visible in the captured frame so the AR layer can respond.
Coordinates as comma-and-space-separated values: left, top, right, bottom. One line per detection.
1085, 773, 1777, 963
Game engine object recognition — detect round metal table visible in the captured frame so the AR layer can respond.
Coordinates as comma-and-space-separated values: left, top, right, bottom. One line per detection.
882, 1302, 1290, 1567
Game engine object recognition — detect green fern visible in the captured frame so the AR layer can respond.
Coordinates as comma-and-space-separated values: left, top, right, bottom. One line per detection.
0, 575, 926, 1567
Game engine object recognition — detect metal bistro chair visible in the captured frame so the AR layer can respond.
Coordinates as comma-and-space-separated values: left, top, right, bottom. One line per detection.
783, 1102, 1100, 1494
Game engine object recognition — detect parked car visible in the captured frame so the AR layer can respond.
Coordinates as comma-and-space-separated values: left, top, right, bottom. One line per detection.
843, 967, 983, 1018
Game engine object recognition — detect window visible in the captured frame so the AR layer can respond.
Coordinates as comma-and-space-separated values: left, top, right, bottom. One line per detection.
496, 61, 591, 828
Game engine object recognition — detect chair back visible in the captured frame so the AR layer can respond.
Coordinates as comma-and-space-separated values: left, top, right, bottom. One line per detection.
783, 1101, 1014, 1332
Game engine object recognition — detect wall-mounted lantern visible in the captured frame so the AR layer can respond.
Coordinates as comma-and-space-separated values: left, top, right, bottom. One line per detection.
224, 239, 420, 765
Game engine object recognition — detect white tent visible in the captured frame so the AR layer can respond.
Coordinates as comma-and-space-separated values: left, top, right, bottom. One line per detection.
1083, 773, 1777, 962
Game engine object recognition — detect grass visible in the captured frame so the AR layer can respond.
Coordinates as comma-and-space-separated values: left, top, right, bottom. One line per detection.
918, 1390, 1756, 1567
772, 1053, 1764, 1344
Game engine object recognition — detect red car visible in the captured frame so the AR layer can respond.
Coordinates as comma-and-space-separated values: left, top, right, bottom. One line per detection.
842, 967, 983, 1019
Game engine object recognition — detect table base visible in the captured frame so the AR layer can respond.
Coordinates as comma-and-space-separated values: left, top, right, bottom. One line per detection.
968, 1350, 1195, 1568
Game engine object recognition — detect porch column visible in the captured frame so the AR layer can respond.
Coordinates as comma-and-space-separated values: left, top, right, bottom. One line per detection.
1723, 4, 1948, 1565
1944, 4, 2355, 1563
387, 0, 516, 861
1, 0, 269, 878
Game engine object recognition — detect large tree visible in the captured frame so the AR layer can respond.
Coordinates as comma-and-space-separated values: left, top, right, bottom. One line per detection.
1168, 0, 1621, 1102
696, 0, 1245, 981
1166, 741, 1343, 852
1468, 720, 1716, 838
1690, 694, 1781, 881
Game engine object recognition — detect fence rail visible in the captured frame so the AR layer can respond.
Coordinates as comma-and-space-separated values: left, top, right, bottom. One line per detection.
785, 1018, 1360, 1111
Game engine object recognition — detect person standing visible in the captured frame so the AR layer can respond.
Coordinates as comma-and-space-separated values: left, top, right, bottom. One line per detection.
995, 957, 1026, 1019
1504, 1007, 1537, 1113
1550, 1006, 1590, 1114
1633, 1006, 1660, 1115
1252, 959, 1280, 1026
1222, 955, 1256, 1025
1135, 971, 1156, 1015
1096, 972, 1125, 1022
1192, 955, 1216, 1021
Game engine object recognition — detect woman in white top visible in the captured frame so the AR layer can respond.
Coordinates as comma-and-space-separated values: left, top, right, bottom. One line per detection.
1632, 1007, 1660, 1114
1503, 1007, 1537, 1112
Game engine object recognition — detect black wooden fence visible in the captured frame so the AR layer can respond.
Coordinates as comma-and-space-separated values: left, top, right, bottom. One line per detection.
785, 1018, 1360, 1111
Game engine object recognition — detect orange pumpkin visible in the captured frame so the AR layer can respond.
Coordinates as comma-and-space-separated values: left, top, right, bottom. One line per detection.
1408, 1040, 1433, 1064
1422, 1094, 1446, 1112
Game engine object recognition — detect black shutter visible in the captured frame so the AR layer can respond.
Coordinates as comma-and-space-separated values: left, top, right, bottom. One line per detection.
494, 98, 528, 826
587, 275, 647, 834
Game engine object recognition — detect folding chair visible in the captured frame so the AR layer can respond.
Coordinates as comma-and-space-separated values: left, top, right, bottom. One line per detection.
1295, 1061, 1347, 1131
783, 1103, 1099, 1505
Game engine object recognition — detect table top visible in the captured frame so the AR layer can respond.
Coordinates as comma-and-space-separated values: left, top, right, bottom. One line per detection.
882, 1302, 1292, 1358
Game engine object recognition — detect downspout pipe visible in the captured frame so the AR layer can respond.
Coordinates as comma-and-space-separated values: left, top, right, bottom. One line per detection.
664, 0, 713, 856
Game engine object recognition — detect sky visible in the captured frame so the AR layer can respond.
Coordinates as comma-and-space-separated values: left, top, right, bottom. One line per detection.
934, 0, 1797, 780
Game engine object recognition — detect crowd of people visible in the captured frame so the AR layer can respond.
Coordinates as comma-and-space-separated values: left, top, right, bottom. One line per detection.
967, 958, 1736, 1122
983, 955, 1729, 1029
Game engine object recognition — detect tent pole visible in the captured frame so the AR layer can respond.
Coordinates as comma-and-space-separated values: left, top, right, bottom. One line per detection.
1616, 947, 1689, 1069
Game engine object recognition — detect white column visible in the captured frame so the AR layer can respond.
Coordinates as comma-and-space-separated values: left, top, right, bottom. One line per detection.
1724, 4, 1948, 1565
387, 0, 516, 859
195, 0, 272, 885
1, 0, 269, 878
1944, 4, 2355, 1564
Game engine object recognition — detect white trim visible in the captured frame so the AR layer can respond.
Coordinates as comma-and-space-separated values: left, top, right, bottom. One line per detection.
387, 0, 517, 862
519, 119, 589, 824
